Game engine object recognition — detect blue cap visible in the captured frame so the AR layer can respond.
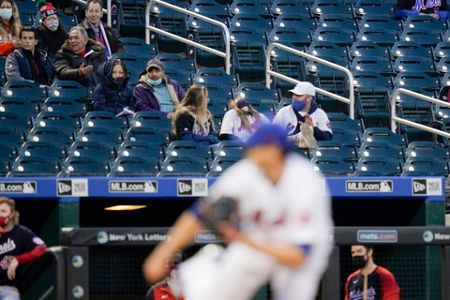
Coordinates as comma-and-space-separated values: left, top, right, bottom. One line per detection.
245, 124, 292, 152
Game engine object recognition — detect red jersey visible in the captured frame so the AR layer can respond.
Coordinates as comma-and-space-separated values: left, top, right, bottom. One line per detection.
345, 266, 400, 300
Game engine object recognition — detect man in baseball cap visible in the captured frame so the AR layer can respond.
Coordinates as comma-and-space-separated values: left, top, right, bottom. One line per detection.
273, 81, 333, 148
133, 58, 185, 118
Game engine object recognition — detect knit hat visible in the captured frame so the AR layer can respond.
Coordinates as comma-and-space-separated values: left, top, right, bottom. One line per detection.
245, 124, 292, 153
37, 0, 57, 21
146, 58, 164, 72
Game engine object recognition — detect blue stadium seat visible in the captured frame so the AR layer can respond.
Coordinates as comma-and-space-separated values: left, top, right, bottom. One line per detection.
352, 71, 393, 91
125, 127, 170, 146
352, 0, 395, 17
229, 0, 271, 17
164, 69, 193, 90
327, 112, 364, 134
66, 141, 114, 163
401, 157, 449, 176
307, 41, 347, 59
232, 42, 266, 82
311, 141, 358, 162
121, 37, 157, 60
311, 157, 355, 176
156, 53, 197, 74
211, 140, 245, 159
158, 157, 208, 176
0, 97, 39, 117
403, 15, 447, 34
267, 27, 311, 49
329, 127, 360, 147
390, 41, 433, 60
75, 128, 123, 147
273, 12, 316, 31
193, 68, 238, 90
394, 72, 440, 93
59, 156, 110, 176
357, 15, 401, 33
360, 127, 407, 147
165, 140, 211, 161
0, 111, 31, 132
433, 42, 450, 60
2, 80, 47, 103
190, 0, 230, 21
40, 97, 87, 118
27, 126, 73, 146
317, 15, 358, 31
229, 13, 273, 33
207, 156, 240, 176
397, 106, 434, 142
358, 142, 404, 162
0, 156, 10, 176
351, 56, 393, 75
234, 83, 279, 104
116, 140, 163, 161
404, 141, 449, 161
399, 28, 441, 47
109, 157, 160, 176
436, 58, 450, 74
150, 8, 188, 53
48, 80, 92, 104
33, 112, 80, 134
270, 0, 310, 16
18, 141, 66, 161
354, 156, 402, 176
356, 28, 398, 47
347, 41, 390, 60
9, 156, 59, 177
355, 90, 390, 128
393, 56, 437, 75
128, 112, 172, 132
272, 56, 307, 95
312, 27, 355, 47
310, 1, 352, 17
82, 111, 127, 131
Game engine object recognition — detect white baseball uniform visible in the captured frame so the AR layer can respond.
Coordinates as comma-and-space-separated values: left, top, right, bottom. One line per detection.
220, 110, 270, 142
178, 153, 333, 300
273, 105, 332, 137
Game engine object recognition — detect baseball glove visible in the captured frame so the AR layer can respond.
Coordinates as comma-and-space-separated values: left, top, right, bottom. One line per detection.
199, 196, 240, 231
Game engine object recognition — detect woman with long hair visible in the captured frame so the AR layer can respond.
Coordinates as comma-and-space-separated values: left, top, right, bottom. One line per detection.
220, 96, 269, 142
0, 0, 21, 56
172, 85, 219, 146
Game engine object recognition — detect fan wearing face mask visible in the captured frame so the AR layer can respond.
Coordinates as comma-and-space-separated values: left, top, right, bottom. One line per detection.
219, 96, 270, 142
345, 245, 400, 300
0, 0, 22, 56
273, 81, 333, 148
35, 0, 68, 59
93, 59, 135, 115
0, 197, 47, 300
133, 58, 186, 118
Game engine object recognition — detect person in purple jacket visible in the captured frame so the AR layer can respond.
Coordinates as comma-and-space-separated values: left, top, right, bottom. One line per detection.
394, 0, 449, 20
133, 58, 185, 118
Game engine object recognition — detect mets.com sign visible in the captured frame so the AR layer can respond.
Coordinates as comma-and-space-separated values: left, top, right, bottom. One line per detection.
357, 230, 398, 243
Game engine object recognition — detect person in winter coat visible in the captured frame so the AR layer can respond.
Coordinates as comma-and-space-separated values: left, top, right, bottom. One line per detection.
394, 0, 449, 20
133, 58, 185, 118
53, 25, 107, 87
35, 0, 68, 59
5, 27, 54, 85
93, 59, 135, 115
0, 0, 21, 56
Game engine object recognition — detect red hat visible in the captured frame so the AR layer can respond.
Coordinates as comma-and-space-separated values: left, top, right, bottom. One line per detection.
38, 1, 57, 21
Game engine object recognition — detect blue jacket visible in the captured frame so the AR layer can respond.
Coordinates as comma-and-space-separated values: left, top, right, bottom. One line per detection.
395, 0, 449, 20
93, 60, 135, 115
5, 48, 55, 85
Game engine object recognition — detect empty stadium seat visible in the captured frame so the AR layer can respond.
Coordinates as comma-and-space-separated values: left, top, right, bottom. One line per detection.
116, 140, 163, 161
347, 41, 390, 60
59, 156, 110, 176
360, 127, 407, 147
207, 156, 240, 176
125, 127, 170, 146
33, 111, 80, 134
2, 80, 47, 103
312, 141, 358, 162
234, 82, 279, 104
66, 141, 114, 163
75, 128, 123, 147
82, 111, 127, 131
40, 97, 87, 118
9, 156, 59, 177
49, 80, 92, 104
109, 157, 160, 176
27, 126, 73, 146
128, 112, 172, 131
401, 157, 449, 176
404, 141, 449, 161
354, 156, 402, 176
358, 142, 404, 162
311, 157, 355, 176
18, 141, 66, 161
165, 140, 211, 160
121, 37, 158, 59
158, 157, 208, 176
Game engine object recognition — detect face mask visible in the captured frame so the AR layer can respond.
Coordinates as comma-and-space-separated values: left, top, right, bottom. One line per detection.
292, 99, 307, 111
147, 78, 162, 86
0, 215, 11, 227
351, 255, 367, 269
0, 8, 12, 21
46, 19, 59, 32
113, 77, 125, 86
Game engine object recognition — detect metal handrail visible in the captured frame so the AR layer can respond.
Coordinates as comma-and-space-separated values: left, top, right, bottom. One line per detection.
145, 0, 231, 74
265, 43, 355, 119
71, 0, 111, 27
391, 88, 450, 138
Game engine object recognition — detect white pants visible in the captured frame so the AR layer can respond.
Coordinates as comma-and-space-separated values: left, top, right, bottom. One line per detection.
179, 241, 331, 300
0, 286, 20, 300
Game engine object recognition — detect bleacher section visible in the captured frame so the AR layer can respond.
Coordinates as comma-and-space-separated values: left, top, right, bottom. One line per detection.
4, 0, 450, 178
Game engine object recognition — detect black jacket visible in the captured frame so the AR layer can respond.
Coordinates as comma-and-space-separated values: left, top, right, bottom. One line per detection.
80, 19, 124, 55
36, 23, 68, 59
54, 39, 107, 87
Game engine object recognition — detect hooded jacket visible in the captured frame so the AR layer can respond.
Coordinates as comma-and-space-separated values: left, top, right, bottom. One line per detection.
133, 74, 185, 117
54, 38, 107, 87
80, 19, 124, 56
37, 23, 68, 59
5, 48, 55, 85
93, 60, 135, 114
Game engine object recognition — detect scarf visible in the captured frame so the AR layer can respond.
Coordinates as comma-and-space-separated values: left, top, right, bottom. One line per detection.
88, 21, 112, 59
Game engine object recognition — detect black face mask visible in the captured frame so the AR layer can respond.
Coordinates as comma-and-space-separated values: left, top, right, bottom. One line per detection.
352, 255, 367, 269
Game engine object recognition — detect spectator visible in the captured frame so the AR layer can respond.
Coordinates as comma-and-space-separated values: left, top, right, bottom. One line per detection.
0, 0, 21, 56
172, 85, 219, 146
36, 0, 68, 59
54, 25, 107, 87
273, 81, 333, 148
5, 27, 54, 85
394, 0, 449, 20
219, 96, 269, 142
144, 252, 184, 300
93, 59, 135, 115
80, 0, 123, 58
0, 197, 47, 300
134, 58, 185, 117
345, 245, 400, 300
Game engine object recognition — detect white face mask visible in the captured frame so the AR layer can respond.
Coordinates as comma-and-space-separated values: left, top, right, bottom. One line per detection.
147, 78, 162, 86
0, 8, 12, 21
46, 19, 59, 32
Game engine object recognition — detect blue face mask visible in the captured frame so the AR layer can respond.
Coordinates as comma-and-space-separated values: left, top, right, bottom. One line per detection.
292, 99, 307, 111
147, 78, 162, 86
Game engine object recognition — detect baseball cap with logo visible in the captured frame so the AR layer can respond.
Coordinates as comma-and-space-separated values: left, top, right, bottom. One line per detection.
146, 58, 164, 72
289, 81, 316, 97
245, 124, 292, 153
